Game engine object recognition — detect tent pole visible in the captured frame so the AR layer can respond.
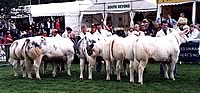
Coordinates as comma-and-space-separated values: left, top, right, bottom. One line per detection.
192, 0, 196, 24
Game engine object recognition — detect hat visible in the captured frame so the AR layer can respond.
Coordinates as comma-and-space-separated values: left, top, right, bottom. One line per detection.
142, 19, 148, 23
52, 29, 58, 33
183, 25, 190, 30
190, 24, 197, 28
6, 31, 10, 34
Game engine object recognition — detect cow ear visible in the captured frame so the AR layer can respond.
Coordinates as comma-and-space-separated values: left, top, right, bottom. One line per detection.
179, 29, 189, 35
91, 40, 96, 43
183, 29, 189, 34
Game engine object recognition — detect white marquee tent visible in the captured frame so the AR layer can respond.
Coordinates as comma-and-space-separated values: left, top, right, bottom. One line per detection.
80, 0, 157, 26
29, 0, 93, 31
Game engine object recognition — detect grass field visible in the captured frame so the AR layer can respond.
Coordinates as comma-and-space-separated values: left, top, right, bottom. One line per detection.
0, 63, 200, 93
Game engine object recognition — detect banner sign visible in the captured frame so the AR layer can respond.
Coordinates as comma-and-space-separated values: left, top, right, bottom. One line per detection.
179, 42, 200, 62
106, 2, 131, 11
158, 0, 190, 4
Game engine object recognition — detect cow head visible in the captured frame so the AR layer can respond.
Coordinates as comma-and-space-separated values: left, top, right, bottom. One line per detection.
178, 29, 189, 44
86, 38, 100, 57
39, 37, 47, 46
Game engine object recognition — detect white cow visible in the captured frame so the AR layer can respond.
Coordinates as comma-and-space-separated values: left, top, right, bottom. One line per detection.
24, 36, 75, 79
76, 36, 97, 80
9, 36, 43, 78
86, 35, 137, 80
9, 38, 26, 78
131, 30, 188, 85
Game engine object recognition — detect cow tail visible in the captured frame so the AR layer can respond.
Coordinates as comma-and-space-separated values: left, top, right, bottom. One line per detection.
11, 42, 18, 59
29, 47, 42, 59
109, 39, 115, 63
133, 38, 139, 65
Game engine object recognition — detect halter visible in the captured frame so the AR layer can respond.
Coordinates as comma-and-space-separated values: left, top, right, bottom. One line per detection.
173, 34, 179, 45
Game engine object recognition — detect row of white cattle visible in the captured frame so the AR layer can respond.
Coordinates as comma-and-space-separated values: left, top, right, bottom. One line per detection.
8, 30, 188, 85
84, 30, 189, 85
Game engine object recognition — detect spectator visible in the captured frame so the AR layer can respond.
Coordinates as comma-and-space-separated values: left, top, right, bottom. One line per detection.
79, 25, 92, 39
3, 30, 13, 63
132, 24, 145, 36
178, 13, 188, 30
93, 23, 112, 73
127, 27, 134, 36
151, 22, 161, 37
188, 24, 199, 39
62, 27, 75, 42
55, 18, 61, 31
107, 24, 114, 33
44, 18, 51, 36
21, 30, 28, 38
93, 23, 112, 40
167, 14, 177, 28
90, 23, 96, 34
156, 20, 178, 77
3, 31, 13, 44
52, 29, 60, 37
156, 13, 166, 25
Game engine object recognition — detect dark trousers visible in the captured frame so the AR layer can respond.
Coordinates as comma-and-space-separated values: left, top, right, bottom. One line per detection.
160, 64, 177, 77
5, 44, 10, 63
45, 28, 50, 37
96, 56, 103, 73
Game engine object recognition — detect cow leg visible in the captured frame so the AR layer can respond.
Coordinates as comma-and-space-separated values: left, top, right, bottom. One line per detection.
13, 60, 19, 77
33, 56, 42, 80
52, 61, 57, 77
123, 62, 128, 77
105, 60, 111, 80
66, 54, 74, 76
21, 66, 26, 78
169, 62, 176, 80
116, 60, 121, 81
42, 61, 47, 74
19, 60, 26, 78
138, 60, 148, 85
162, 63, 169, 79
129, 60, 134, 83
25, 60, 33, 79
88, 61, 95, 80
79, 58, 85, 80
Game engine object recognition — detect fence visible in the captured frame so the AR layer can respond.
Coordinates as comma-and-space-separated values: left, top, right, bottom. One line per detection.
0, 44, 11, 63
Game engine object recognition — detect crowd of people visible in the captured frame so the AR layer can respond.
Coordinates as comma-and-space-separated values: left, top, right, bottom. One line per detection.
0, 12, 199, 45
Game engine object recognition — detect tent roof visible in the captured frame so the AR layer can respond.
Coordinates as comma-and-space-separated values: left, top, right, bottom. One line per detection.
30, 1, 93, 17
81, 0, 156, 14
158, 0, 200, 6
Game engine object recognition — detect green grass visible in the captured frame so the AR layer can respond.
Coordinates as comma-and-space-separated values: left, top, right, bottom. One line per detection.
0, 63, 200, 93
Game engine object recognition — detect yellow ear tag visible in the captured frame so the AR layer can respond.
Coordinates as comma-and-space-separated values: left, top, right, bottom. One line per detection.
169, 29, 173, 33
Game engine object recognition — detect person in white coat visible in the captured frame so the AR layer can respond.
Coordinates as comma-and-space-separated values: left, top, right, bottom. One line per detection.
156, 20, 178, 77
76, 25, 93, 54
92, 23, 112, 73
92, 23, 112, 41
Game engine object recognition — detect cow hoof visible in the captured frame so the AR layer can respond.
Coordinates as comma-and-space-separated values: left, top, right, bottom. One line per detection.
27, 78, 33, 80
52, 74, 56, 77
116, 79, 121, 82
106, 79, 110, 81
13, 76, 18, 79
35, 78, 41, 80
88, 78, 92, 80
80, 78, 84, 80
129, 81, 134, 83
137, 82, 143, 85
